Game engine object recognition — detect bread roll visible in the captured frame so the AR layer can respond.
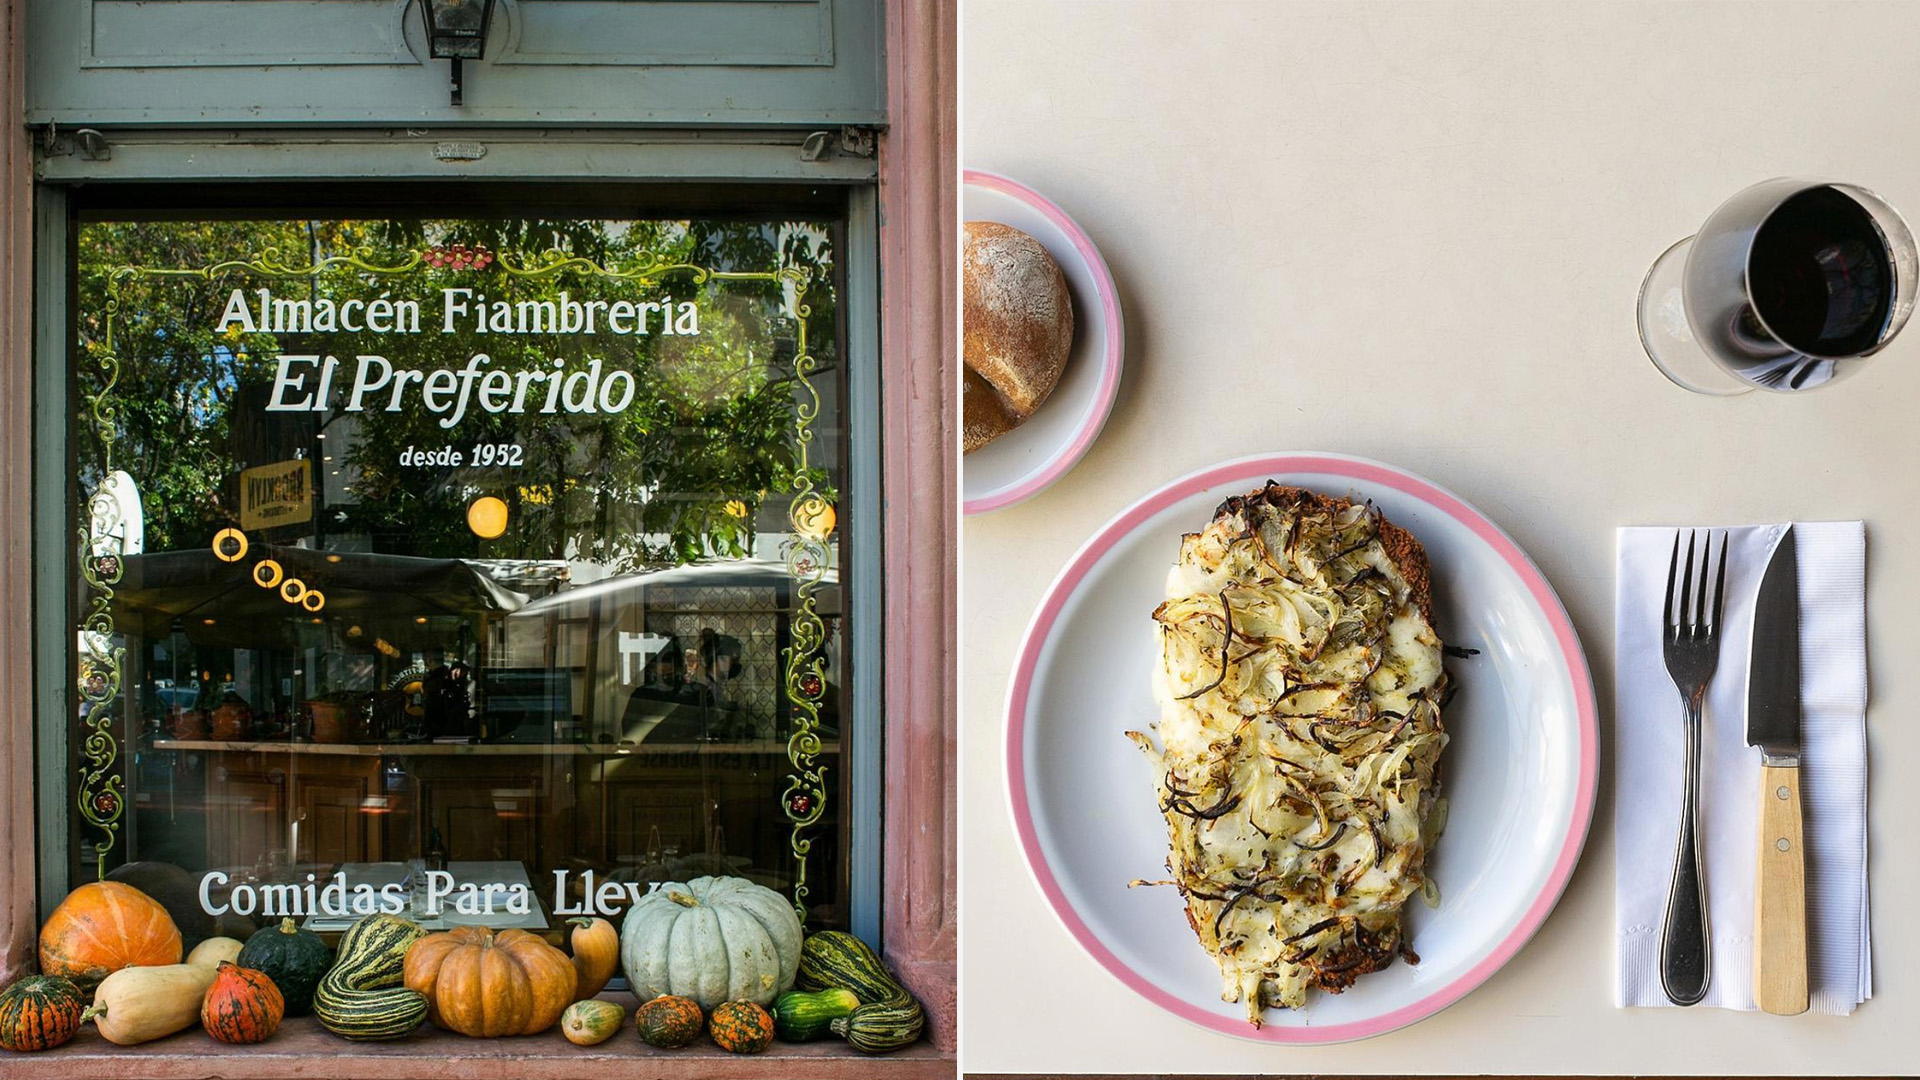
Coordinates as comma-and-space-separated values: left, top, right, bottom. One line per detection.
963, 221, 1074, 453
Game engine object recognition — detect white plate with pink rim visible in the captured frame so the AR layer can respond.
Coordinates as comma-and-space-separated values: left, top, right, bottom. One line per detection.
1005, 452, 1597, 1043
963, 170, 1124, 515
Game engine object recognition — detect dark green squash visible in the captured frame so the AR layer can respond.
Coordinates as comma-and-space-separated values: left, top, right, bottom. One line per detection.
797, 931, 910, 1005
771, 987, 860, 1042
237, 917, 332, 1017
0, 975, 87, 1052
634, 994, 703, 1049
831, 997, 925, 1053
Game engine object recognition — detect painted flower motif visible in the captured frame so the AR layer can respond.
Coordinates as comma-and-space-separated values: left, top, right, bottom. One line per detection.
423, 242, 494, 271
787, 794, 815, 817
798, 673, 824, 699
93, 555, 121, 580
92, 793, 119, 817
792, 555, 818, 578
725, 499, 749, 519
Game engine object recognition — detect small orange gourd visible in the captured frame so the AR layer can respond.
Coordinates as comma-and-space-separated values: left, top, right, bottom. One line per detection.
566, 916, 619, 1000
201, 962, 285, 1044
709, 999, 774, 1054
634, 994, 703, 1048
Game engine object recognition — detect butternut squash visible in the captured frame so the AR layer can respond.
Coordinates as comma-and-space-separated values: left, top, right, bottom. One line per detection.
82, 963, 218, 1045
566, 917, 620, 1001
187, 936, 245, 970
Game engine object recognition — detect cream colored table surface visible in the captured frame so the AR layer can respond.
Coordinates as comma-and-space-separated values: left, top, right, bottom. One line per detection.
961, 2, 1919, 1074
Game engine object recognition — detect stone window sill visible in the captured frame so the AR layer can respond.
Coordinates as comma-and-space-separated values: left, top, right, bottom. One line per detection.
2, 1016, 954, 1080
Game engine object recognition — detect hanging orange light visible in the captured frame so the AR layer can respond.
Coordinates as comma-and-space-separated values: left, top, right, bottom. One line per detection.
211, 528, 248, 562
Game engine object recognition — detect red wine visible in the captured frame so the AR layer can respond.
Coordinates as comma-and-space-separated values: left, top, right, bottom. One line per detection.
1748, 185, 1894, 356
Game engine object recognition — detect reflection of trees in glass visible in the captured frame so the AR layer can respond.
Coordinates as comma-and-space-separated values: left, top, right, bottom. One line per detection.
78, 221, 309, 552
75, 217, 838, 566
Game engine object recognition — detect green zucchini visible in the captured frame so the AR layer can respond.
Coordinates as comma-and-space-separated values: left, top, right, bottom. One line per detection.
313, 913, 429, 1041
771, 988, 860, 1042
797, 931, 910, 1005
830, 997, 925, 1053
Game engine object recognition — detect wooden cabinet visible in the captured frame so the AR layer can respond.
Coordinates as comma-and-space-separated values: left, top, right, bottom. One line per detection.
189, 741, 831, 898
296, 768, 383, 866
206, 756, 287, 870
603, 775, 708, 864
206, 752, 384, 868
593, 750, 798, 882
414, 759, 549, 867
198, 746, 563, 874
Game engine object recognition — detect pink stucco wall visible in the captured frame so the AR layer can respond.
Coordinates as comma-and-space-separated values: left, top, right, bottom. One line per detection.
0, 1, 956, 1066
879, 0, 959, 1056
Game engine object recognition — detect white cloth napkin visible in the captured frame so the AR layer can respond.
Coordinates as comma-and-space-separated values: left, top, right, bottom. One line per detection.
1614, 522, 1869, 1014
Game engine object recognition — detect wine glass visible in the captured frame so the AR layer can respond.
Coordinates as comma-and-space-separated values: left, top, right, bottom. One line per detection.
1638, 179, 1917, 394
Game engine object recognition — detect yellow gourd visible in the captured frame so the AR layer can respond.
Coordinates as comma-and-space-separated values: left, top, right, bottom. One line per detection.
82, 963, 218, 1045
187, 936, 245, 970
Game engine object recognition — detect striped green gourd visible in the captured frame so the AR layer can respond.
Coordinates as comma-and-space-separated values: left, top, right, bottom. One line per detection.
770, 987, 860, 1042
313, 913, 429, 1041
0, 975, 87, 1052
796, 932, 910, 1005
829, 997, 925, 1053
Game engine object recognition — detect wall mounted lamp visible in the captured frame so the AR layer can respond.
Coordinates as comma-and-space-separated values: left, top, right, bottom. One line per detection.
420, 0, 498, 106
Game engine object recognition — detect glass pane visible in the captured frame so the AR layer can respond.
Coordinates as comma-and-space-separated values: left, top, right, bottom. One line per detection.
67, 214, 848, 947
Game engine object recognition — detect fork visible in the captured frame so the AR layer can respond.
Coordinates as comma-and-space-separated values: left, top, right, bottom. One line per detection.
1659, 529, 1728, 1006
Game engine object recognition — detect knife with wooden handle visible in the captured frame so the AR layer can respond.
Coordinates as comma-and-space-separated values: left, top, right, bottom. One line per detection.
1748, 525, 1808, 1015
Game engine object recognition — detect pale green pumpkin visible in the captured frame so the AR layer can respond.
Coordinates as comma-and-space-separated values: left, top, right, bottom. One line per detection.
618, 876, 802, 1010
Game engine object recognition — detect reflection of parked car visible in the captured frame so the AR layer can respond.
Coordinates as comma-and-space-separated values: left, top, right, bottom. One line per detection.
508, 557, 840, 745
154, 685, 199, 711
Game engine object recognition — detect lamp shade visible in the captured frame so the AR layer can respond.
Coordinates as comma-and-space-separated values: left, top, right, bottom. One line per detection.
467, 496, 510, 539
421, 0, 495, 60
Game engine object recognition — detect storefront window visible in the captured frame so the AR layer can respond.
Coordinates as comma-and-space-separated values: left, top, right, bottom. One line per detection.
66, 211, 849, 947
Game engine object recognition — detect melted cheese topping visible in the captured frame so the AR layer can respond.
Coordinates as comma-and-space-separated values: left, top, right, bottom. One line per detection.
1130, 489, 1449, 1023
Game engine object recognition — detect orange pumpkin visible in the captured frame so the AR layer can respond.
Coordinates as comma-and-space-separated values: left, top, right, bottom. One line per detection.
402, 926, 576, 1037
566, 916, 619, 1000
39, 881, 183, 991
201, 962, 284, 1044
